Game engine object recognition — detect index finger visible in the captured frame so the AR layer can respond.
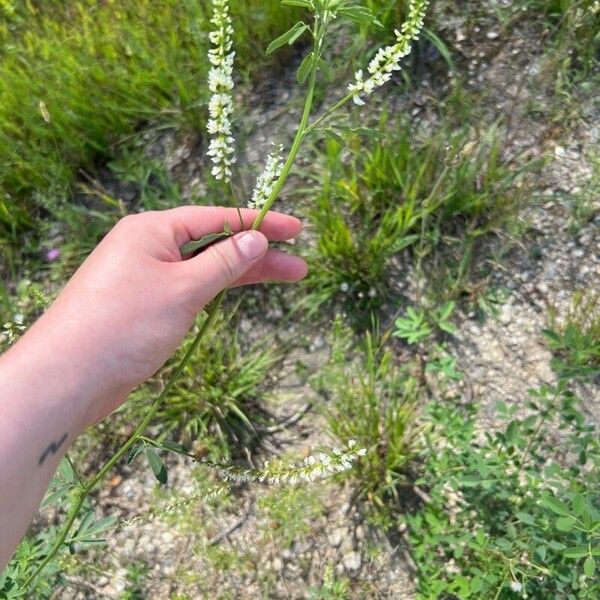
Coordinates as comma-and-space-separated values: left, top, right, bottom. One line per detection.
162, 206, 302, 246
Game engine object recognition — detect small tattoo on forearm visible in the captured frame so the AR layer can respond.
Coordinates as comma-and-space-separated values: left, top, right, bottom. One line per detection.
38, 432, 68, 466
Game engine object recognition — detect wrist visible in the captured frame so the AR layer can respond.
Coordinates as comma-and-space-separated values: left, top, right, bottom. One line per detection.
1, 320, 131, 432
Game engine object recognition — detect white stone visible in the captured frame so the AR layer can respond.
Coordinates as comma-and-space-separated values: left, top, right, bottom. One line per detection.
343, 551, 362, 572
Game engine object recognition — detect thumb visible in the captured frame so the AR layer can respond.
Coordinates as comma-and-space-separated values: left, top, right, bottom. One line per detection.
182, 230, 268, 306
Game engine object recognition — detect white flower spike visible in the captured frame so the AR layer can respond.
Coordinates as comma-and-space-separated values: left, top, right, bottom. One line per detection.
348, 0, 428, 106
203, 439, 366, 485
207, 0, 236, 182
248, 145, 285, 210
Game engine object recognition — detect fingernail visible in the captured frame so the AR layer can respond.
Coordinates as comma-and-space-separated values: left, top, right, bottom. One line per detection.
235, 231, 267, 260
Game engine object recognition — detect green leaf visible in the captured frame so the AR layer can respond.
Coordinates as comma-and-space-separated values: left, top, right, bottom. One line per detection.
266, 21, 308, 55
583, 556, 596, 578
539, 494, 570, 516
506, 420, 519, 443
439, 300, 455, 321
422, 28, 453, 70
297, 51, 314, 84
323, 128, 346, 147
548, 540, 566, 551
282, 0, 312, 7
338, 6, 381, 27
495, 399, 508, 415
556, 516, 575, 532
84, 516, 117, 537
536, 545, 547, 561
159, 440, 190, 455
146, 448, 168, 485
126, 442, 145, 465
180, 231, 232, 255
516, 511, 535, 525
572, 494, 585, 517
542, 328, 561, 345
564, 546, 590, 559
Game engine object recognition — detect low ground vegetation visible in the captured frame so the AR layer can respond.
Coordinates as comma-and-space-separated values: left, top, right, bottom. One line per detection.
1, 0, 599, 598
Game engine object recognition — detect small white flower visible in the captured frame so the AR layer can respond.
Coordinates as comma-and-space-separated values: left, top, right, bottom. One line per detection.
340, 282, 350, 293
206, 0, 236, 182
348, 0, 428, 105
509, 580, 523, 593
248, 145, 284, 210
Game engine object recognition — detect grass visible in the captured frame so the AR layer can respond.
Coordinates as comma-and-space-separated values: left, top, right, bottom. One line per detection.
301, 112, 532, 321
123, 310, 281, 458
257, 485, 324, 549
0, 0, 302, 245
314, 318, 422, 515
545, 290, 600, 381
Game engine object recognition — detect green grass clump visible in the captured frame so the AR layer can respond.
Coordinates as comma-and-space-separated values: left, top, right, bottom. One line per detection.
0, 0, 302, 244
302, 117, 528, 320
314, 319, 421, 514
545, 291, 600, 382
511, 0, 600, 83
126, 311, 280, 458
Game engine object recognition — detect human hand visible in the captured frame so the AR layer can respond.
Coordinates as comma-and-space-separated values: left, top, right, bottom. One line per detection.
18, 206, 306, 427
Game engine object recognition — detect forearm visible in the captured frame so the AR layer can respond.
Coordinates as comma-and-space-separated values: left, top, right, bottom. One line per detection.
0, 321, 123, 570
0, 207, 304, 571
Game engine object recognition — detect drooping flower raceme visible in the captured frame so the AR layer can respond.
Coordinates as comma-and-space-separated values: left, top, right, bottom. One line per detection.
247, 145, 284, 210
203, 439, 367, 485
207, 0, 236, 181
348, 0, 428, 106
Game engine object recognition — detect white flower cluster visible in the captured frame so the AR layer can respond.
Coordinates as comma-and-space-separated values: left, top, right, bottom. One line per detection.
204, 439, 366, 486
509, 580, 523, 593
348, 0, 428, 105
207, 0, 236, 181
247, 145, 284, 210
120, 484, 228, 530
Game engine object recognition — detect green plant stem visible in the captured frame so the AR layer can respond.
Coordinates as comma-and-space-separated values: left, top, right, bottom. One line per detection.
65, 452, 86, 489
252, 20, 324, 230
304, 92, 354, 135
19, 7, 346, 591
21, 292, 225, 591
22, 16, 328, 594
492, 570, 508, 600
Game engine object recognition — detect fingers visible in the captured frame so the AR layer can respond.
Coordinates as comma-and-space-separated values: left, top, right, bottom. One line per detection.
231, 249, 308, 287
178, 230, 269, 308
160, 206, 302, 246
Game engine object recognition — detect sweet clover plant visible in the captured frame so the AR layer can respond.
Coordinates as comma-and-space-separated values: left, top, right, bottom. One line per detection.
17, 0, 428, 591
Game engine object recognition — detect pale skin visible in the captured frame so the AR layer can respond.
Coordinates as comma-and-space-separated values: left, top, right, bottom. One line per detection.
0, 206, 307, 570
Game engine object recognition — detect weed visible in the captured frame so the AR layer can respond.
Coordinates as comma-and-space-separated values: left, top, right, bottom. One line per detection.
120, 561, 150, 600
393, 301, 456, 346
302, 117, 531, 321
545, 290, 600, 382
308, 565, 351, 599
409, 381, 600, 599
258, 485, 324, 548
314, 318, 422, 513
126, 311, 281, 457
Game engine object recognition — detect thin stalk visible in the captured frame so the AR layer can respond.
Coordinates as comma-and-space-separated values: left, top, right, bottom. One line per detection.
65, 453, 86, 489
22, 293, 225, 590
21, 490, 86, 590
304, 92, 354, 136
252, 21, 324, 230
22, 15, 328, 594
492, 570, 509, 600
